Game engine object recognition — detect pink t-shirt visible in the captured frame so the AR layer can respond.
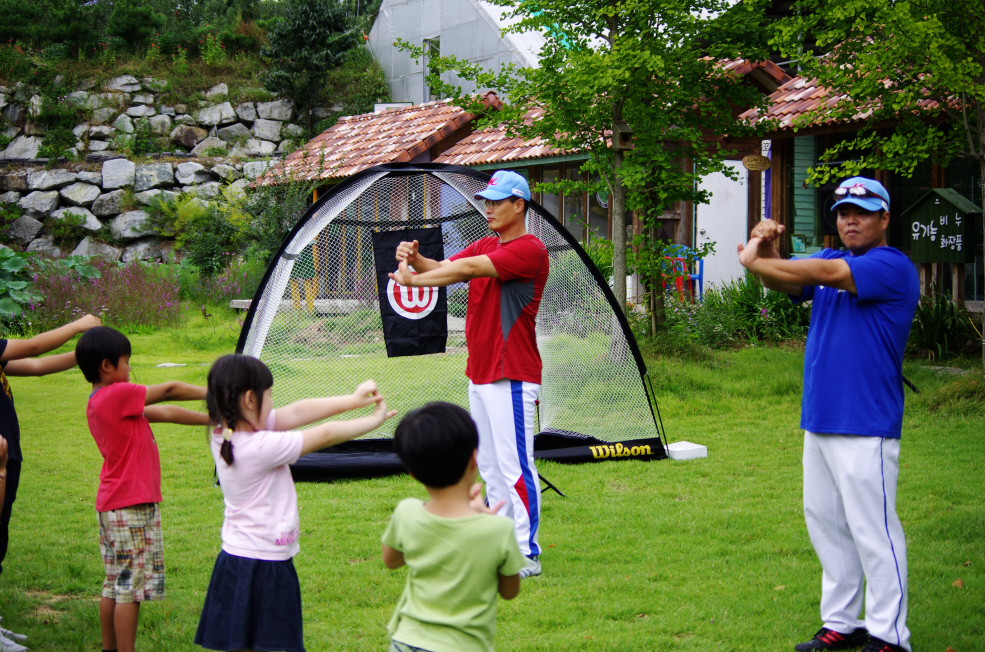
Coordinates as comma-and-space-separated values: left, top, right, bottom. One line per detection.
212, 410, 305, 561
450, 234, 549, 385
87, 383, 162, 513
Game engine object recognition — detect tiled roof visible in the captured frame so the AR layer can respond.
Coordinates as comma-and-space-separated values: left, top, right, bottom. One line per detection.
434, 108, 576, 166
739, 74, 943, 133
254, 100, 478, 185
438, 60, 790, 167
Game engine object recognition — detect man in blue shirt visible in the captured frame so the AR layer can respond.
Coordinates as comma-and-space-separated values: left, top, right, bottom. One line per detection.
739, 177, 919, 652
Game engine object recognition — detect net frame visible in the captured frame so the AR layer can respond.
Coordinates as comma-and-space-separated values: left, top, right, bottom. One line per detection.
237, 163, 666, 476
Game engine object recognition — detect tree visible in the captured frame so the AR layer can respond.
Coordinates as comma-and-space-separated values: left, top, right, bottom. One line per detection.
107, 0, 167, 49
44, 1, 100, 55
261, 0, 360, 130
400, 0, 770, 323
770, 0, 985, 373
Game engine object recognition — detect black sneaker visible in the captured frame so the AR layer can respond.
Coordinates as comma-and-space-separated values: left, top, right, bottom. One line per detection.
795, 627, 869, 651
859, 637, 906, 652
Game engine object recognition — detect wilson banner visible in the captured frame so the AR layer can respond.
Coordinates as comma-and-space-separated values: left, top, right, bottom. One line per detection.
372, 228, 448, 357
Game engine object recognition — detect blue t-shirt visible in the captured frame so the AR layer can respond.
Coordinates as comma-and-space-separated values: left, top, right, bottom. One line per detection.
793, 247, 919, 438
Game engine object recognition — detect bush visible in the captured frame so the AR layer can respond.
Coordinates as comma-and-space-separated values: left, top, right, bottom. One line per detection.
38, 126, 78, 160
0, 45, 32, 83
29, 259, 181, 333
178, 256, 266, 305
662, 271, 811, 348
908, 288, 978, 360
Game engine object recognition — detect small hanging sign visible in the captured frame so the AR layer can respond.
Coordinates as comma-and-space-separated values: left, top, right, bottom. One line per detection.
742, 154, 772, 171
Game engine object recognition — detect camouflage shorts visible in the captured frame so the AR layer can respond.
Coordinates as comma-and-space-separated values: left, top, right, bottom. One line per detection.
97, 503, 165, 603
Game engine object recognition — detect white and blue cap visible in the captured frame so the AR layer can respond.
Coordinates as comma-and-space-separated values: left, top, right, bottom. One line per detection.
831, 176, 890, 213
476, 170, 531, 201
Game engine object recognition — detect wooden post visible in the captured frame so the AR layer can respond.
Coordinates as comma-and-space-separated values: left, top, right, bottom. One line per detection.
920, 263, 934, 296
952, 263, 965, 309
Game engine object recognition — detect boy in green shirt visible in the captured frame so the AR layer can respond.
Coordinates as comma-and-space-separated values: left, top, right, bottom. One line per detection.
382, 402, 525, 652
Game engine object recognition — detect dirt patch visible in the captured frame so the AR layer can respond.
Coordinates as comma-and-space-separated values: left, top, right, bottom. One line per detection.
23, 590, 97, 624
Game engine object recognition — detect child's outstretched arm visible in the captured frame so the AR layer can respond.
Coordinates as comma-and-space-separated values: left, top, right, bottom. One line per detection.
299, 396, 396, 457
274, 380, 384, 431
145, 382, 208, 405
381, 543, 405, 569
4, 352, 78, 377
144, 405, 211, 426
1, 315, 100, 361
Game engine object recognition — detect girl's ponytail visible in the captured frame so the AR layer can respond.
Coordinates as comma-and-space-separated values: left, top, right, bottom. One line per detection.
206, 354, 274, 467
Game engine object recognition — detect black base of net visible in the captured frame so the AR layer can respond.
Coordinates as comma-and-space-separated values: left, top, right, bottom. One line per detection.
288, 430, 667, 482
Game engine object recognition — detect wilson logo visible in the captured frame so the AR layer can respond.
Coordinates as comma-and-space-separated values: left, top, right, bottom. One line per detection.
386, 275, 439, 320
589, 442, 654, 459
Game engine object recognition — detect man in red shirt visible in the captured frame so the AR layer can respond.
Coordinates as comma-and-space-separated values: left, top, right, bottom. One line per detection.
390, 170, 549, 578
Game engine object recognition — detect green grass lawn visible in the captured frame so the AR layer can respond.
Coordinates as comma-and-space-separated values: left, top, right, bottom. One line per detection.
0, 310, 981, 651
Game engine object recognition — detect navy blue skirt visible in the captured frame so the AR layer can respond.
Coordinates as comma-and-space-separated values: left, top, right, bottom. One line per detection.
195, 550, 305, 652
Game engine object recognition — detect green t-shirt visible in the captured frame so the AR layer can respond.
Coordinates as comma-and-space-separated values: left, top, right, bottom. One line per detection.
382, 498, 526, 652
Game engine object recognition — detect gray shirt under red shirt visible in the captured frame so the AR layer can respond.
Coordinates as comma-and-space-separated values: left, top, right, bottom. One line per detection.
450, 234, 549, 385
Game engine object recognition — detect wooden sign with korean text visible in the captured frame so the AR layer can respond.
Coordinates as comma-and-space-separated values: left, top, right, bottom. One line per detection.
900, 189, 980, 264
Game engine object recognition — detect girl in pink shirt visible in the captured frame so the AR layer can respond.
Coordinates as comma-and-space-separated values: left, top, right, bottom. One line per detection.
195, 354, 395, 652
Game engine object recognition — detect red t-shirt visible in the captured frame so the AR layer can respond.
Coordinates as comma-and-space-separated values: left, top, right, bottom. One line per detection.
450, 234, 549, 385
87, 383, 162, 512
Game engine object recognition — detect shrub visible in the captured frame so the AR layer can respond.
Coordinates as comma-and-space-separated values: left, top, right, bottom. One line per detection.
178, 256, 266, 305
662, 271, 811, 348
172, 46, 190, 75
0, 45, 32, 83
241, 172, 315, 262
48, 210, 87, 247
111, 119, 164, 157
29, 259, 181, 333
201, 31, 226, 66
38, 126, 78, 160
908, 288, 977, 360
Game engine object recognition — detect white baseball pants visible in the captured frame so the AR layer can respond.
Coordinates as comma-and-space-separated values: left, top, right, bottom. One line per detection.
469, 379, 541, 557
803, 431, 910, 651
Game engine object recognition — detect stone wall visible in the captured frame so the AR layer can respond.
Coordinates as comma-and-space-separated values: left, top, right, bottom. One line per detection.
0, 157, 274, 262
0, 76, 321, 160
0, 75, 324, 262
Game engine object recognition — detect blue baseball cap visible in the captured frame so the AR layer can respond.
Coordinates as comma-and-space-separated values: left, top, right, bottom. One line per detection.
476, 170, 531, 201
831, 176, 890, 213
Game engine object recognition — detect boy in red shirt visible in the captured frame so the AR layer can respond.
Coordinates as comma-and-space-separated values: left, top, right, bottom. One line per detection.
76, 327, 210, 652
389, 170, 549, 579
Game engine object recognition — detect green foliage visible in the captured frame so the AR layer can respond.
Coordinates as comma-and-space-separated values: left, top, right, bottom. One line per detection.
183, 207, 242, 275
144, 192, 247, 275
321, 47, 391, 123
111, 119, 165, 157
908, 288, 978, 360
241, 172, 315, 262
108, 0, 167, 49
48, 210, 87, 247
0, 45, 32, 83
0, 0, 41, 45
201, 31, 226, 67
662, 271, 812, 348
172, 46, 190, 76
261, 0, 360, 127
583, 235, 614, 281
43, 2, 99, 53
38, 126, 77, 160
0, 248, 39, 318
